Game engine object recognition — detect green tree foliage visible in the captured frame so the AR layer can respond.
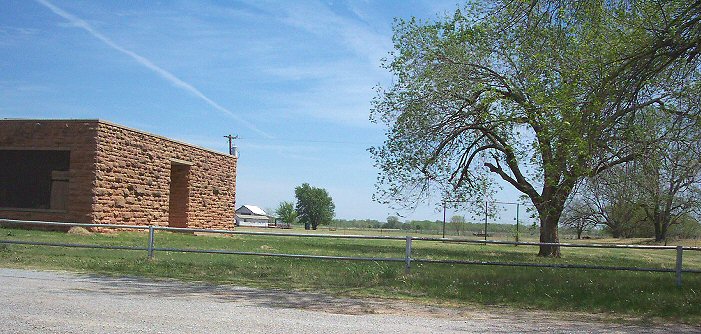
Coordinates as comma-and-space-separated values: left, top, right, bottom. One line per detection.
275, 201, 298, 226
667, 215, 701, 240
633, 111, 701, 241
333, 219, 382, 229
579, 167, 648, 238
579, 107, 701, 241
294, 183, 335, 230
370, 0, 701, 256
451, 215, 466, 236
382, 216, 403, 229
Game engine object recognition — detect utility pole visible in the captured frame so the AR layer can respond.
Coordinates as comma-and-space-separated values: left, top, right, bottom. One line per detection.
224, 134, 238, 157
442, 202, 446, 239
224, 134, 238, 224
515, 203, 520, 245
484, 200, 488, 241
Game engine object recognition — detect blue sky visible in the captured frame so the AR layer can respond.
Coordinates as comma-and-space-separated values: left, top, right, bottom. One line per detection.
1, 0, 527, 222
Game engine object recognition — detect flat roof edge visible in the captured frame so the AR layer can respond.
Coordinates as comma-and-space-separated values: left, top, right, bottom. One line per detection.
0, 118, 236, 159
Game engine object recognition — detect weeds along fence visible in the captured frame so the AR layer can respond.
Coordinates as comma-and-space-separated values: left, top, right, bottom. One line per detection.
1, 218, 700, 287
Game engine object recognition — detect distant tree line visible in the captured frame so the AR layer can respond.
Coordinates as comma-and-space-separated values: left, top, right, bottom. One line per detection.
332, 216, 521, 235
275, 180, 699, 241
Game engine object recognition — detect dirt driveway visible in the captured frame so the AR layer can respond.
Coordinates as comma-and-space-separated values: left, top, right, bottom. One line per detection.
0, 268, 696, 333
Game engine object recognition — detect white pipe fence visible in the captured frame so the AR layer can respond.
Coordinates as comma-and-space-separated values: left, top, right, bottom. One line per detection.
1, 219, 699, 287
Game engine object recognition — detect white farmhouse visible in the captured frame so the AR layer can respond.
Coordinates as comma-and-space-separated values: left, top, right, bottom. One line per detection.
235, 205, 273, 227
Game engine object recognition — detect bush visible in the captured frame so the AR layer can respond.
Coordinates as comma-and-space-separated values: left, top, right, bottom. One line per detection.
667, 218, 701, 240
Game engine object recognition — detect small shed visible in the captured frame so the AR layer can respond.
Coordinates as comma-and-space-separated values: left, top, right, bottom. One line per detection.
0, 119, 237, 230
235, 205, 273, 227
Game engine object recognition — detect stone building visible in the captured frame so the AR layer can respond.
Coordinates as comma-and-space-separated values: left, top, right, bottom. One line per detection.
0, 119, 237, 229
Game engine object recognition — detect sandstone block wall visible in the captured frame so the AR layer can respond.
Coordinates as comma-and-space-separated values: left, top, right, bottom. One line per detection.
0, 119, 237, 230
0, 120, 98, 224
92, 121, 237, 229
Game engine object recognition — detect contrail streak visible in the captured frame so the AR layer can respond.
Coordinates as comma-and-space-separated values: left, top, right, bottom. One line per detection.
36, 0, 272, 139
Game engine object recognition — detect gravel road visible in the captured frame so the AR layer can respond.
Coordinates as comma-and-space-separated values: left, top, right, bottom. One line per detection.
0, 268, 697, 333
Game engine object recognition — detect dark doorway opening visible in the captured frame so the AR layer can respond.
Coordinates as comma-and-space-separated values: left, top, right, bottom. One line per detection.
168, 162, 190, 228
0, 150, 70, 210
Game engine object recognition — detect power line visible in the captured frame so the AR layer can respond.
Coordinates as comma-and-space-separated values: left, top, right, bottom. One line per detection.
236, 137, 380, 146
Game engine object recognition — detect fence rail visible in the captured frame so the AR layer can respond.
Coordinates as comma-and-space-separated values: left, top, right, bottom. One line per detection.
1, 219, 699, 287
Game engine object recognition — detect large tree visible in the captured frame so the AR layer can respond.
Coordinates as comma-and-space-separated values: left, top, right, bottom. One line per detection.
275, 201, 298, 227
579, 104, 701, 241
559, 198, 598, 240
370, 0, 701, 256
383, 216, 402, 229
578, 169, 647, 238
451, 215, 467, 236
294, 183, 335, 230
626, 110, 701, 241
638, 145, 701, 242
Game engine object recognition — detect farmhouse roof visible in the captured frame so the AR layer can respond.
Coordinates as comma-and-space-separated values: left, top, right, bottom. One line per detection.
236, 205, 267, 216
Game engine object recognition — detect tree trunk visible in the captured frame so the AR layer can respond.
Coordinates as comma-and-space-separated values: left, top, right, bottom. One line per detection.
535, 195, 565, 257
655, 218, 671, 242
653, 221, 663, 241
658, 228, 668, 242
538, 214, 561, 257
576, 228, 582, 240
653, 211, 664, 242
610, 228, 621, 238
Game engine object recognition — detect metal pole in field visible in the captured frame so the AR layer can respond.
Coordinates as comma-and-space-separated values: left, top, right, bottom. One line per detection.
405, 236, 412, 274
147, 225, 155, 259
676, 245, 683, 287
515, 203, 520, 245
442, 203, 446, 239
484, 201, 488, 241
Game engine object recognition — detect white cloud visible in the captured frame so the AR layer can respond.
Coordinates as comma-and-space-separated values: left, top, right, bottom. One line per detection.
0, 26, 40, 46
0, 26, 40, 36
275, 1, 391, 67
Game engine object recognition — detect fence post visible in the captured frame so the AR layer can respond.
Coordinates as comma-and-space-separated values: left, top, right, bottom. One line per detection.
405, 236, 412, 274
148, 225, 155, 259
676, 245, 683, 288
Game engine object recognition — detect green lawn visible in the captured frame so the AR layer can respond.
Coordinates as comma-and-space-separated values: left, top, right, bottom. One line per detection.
1, 226, 700, 324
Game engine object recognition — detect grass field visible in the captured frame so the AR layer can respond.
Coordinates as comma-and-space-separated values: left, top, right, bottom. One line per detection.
1, 225, 700, 324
